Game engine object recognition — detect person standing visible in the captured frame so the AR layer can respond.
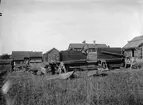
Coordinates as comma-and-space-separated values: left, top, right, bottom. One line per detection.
50, 61, 56, 75
81, 40, 89, 55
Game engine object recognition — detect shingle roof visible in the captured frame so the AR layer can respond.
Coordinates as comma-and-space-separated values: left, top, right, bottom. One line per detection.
69, 43, 108, 49
12, 51, 42, 60
123, 35, 143, 49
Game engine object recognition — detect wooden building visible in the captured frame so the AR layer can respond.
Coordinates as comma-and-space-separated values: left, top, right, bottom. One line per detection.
123, 35, 143, 59
43, 48, 60, 63
12, 51, 29, 65
68, 43, 108, 52
12, 51, 43, 66
29, 52, 43, 63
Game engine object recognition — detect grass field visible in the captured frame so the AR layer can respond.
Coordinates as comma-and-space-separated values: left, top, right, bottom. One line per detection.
0, 63, 12, 105
1, 69, 143, 105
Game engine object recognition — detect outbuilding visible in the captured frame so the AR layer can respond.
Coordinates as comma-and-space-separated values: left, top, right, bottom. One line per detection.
43, 48, 60, 63
12, 51, 43, 66
123, 35, 143, 59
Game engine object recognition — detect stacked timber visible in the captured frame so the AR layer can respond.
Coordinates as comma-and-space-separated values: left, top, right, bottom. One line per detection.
60, 50, 86, 61
97, 48, 123, 60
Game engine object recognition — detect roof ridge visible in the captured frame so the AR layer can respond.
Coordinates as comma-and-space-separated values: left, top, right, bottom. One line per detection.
123, 35, 143, 49
70, 43, 106, 45
129, 36, 143, 42
44, 48, 59, 54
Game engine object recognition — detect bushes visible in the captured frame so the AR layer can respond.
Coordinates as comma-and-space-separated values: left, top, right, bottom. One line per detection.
2, 70, 143, 105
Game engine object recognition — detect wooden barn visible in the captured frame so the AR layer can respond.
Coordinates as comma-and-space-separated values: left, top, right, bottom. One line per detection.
123, 35, 143, 59
12, 51, 29, 65
68, 43, 108, 52
12, 51, 43, 66
43, 48, 60, 63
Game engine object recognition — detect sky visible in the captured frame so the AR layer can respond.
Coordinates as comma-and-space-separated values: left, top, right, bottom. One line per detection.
1, 0, 143, 54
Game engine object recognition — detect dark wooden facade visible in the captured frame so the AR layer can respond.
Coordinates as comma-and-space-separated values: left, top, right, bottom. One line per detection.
123, 35, 143, 59
12, 51, 43, 67
43, 48, 60, 63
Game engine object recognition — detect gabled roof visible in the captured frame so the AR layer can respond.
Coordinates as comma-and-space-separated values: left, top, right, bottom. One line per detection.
69, 43, 108, 49
12, 51, 29, 60
12, 51, 42, 60
44, 48, 59, 55
123, 35, 143, 49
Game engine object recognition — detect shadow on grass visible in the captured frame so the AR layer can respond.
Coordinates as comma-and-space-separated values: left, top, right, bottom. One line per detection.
69, 73, 81, 80
92, 73, 108, 77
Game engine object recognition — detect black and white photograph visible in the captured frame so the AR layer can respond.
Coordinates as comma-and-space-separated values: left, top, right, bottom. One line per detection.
1, 0, 143, 105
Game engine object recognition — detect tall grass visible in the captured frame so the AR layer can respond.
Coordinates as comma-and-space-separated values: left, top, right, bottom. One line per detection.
0, 64, 12, 105
2, 69, 143, 105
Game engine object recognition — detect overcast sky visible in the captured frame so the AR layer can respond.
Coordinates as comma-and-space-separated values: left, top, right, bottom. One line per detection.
1, 0, 143, 54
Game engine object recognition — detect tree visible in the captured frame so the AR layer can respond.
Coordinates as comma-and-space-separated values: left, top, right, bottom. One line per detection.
0, 54, 10, 59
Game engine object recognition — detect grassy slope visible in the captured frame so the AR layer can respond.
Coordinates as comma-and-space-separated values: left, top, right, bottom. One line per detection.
2, 69, 143, 105
0, 63, 12, 105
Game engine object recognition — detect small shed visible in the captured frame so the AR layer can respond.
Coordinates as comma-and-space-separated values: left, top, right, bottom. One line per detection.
28, 52, 43, 69
123, 35, 143, 59
29, 52, 43, 63
43, 48, 60, 63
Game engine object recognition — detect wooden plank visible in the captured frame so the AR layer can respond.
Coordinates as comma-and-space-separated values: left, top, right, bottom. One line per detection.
97, 48, 122, 59
46, 71, 74, 80
1, 80, 12, 94
101, 51, 124, 57
58, 71, 74, 79
60, 50, 86, 61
